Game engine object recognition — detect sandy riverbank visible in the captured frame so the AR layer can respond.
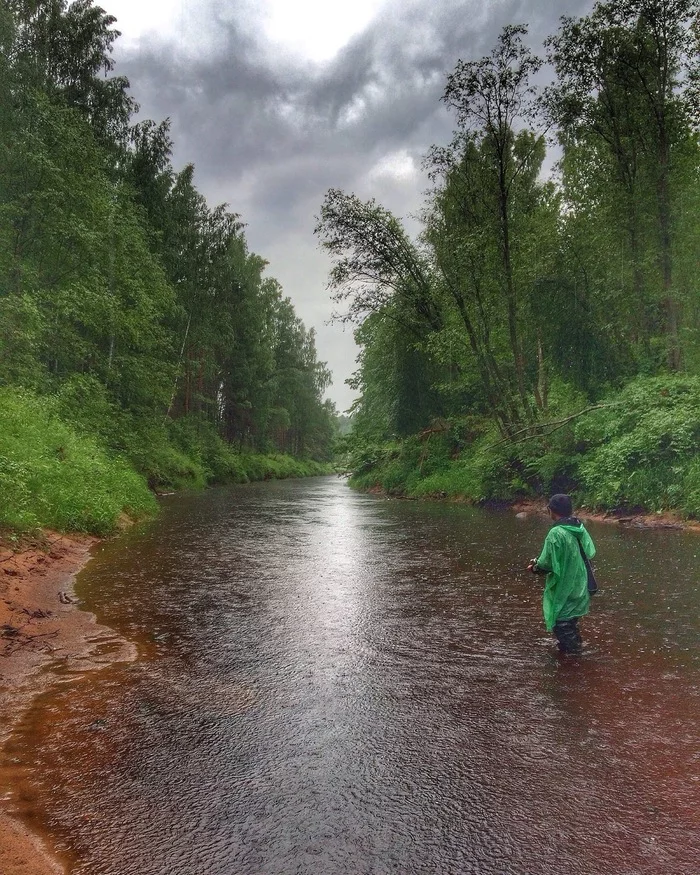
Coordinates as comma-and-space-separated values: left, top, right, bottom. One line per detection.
0, 532, 136, 875
375, 485, 700, 532
508, 498, 700, 532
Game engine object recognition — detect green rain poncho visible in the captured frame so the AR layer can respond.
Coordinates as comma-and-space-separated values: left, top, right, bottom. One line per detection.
536, 520, 595, 631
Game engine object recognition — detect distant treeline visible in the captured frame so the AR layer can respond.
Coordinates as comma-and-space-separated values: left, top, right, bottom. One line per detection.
0, 1, 338, 532
318, 3, 700, 514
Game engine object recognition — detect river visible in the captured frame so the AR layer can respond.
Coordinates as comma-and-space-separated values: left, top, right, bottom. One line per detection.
5, 477, 700, 873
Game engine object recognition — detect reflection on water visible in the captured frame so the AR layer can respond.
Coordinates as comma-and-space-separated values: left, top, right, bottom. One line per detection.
4, 478, 699, 874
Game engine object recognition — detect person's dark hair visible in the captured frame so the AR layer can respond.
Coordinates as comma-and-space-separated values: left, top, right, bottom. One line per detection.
548, 493, 573, 517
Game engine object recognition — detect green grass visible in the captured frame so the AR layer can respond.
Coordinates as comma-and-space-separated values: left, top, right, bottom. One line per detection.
52, 378, 332, 491
0, 388, 333, 536
0, 389, 156, 534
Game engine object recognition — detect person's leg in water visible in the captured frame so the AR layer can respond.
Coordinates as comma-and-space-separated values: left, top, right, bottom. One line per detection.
553, 617, 582, 654
573, 618, 583, 650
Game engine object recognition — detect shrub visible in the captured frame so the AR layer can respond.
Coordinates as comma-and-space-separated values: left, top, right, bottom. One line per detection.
343, 375, 700, 518
0, 389, 156, 534
575, 375, 700, 513
682, 458, 700, 518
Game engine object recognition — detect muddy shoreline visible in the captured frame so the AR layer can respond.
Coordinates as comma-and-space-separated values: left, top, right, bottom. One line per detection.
0, 533, 136, 875
507, 497, 700, 532
371, 485, 700, 532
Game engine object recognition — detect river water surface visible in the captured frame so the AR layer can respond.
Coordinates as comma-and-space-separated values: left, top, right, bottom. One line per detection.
6, 477, 700, 874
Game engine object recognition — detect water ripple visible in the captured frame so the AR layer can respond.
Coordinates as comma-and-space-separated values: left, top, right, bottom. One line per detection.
7, 478, 699, 874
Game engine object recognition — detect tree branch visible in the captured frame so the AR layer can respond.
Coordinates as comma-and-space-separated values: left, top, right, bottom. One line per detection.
487, 402, 621, 447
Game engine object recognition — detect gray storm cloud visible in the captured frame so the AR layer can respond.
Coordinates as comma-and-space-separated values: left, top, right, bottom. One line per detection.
113, 0, 593, 410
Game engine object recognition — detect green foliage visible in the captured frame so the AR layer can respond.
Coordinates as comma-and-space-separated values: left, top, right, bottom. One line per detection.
345, 376, 700, 519
575, 376, 700, 512
411, 447, 504, 502
0, 389, 156, 533
681, 458, 700, 519
0, 1, 338, 535
0, 294, 46, 388
320, 6, 700, 522
0, 383, 331, 536
238, 453, 330, 481
51, 376, 330, 493
348, 429, 527, 502
347, 441, 403, 492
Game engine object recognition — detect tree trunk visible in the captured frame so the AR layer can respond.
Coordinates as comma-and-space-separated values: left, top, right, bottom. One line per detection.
498, 178, 530, 420
657, 135, 681, 369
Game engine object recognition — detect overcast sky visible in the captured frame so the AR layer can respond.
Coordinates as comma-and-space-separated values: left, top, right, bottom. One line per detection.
106, 0, 592, 412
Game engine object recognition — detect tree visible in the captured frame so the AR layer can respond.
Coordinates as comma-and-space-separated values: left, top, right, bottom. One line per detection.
7, 0, 136, 148
545, 0, 700, 369
425, 130, 555, 434
315, 188, 442, 336
438, 25, 544, 417
348, 310, 442, 439
315, 189, 446, 436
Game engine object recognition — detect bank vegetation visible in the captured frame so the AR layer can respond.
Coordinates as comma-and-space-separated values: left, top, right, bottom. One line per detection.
0, 1, 337, 535
317, 2, 700, 518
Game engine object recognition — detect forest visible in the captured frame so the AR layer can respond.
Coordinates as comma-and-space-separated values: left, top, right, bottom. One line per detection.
0, 1, 338, 534
318, 1, 700, 518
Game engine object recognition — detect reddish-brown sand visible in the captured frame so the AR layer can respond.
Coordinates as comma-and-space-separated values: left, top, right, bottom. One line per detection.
0, 533, 135, 875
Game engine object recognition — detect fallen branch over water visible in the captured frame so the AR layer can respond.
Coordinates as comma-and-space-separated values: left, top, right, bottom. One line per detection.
488, 403, 621, 448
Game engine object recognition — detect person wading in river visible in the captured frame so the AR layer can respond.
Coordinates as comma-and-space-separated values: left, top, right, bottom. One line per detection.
527, 494, 596, 655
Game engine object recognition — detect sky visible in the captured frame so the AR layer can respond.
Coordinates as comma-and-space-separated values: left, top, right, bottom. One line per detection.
105, 0, 592, 412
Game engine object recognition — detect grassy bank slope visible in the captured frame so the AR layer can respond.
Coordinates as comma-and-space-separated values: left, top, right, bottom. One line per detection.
346, 376, 700, 519
0, 389, 330, 536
